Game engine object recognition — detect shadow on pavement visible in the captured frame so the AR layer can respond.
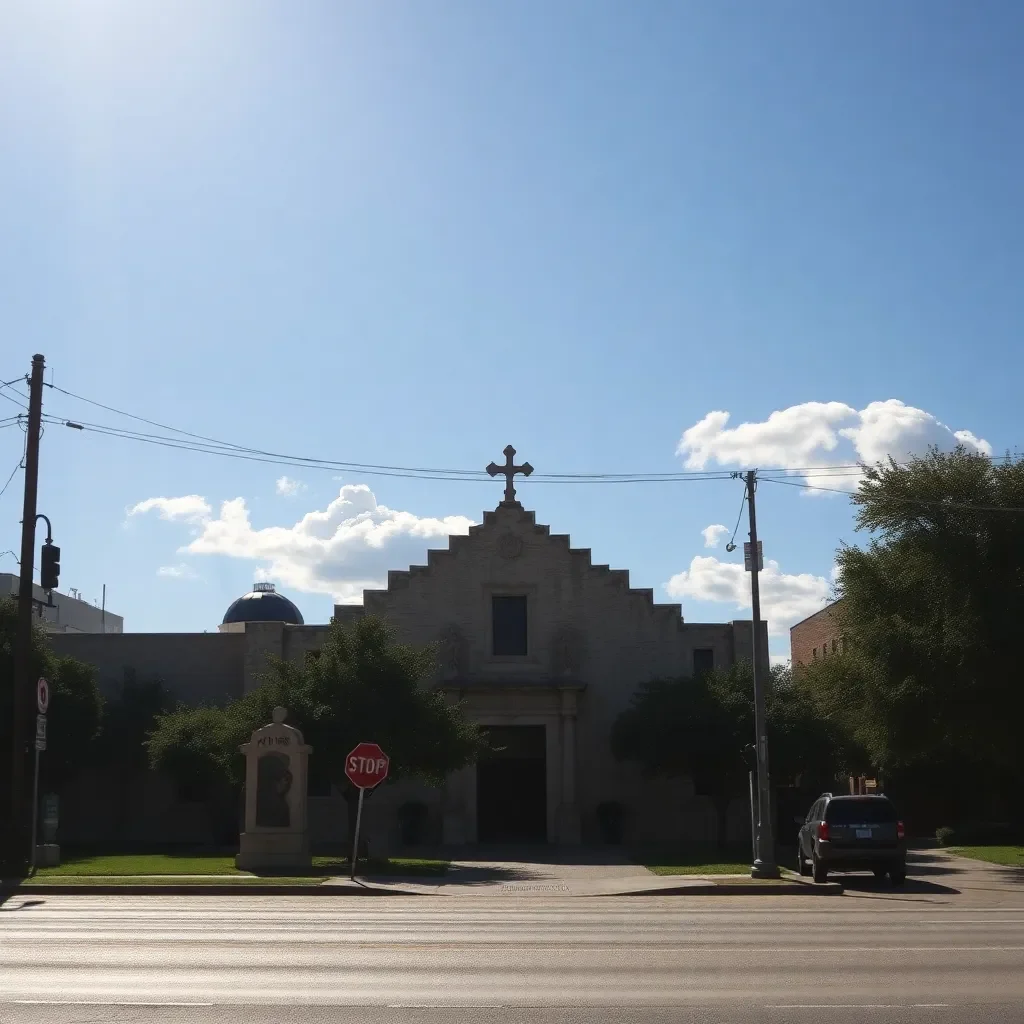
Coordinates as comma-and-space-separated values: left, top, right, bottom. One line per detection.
0, 892, 46, 910
414, 844, 633, 866
838, 874, 961, 896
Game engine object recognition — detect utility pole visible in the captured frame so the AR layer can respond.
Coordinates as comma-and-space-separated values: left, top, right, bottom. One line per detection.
7, 354, 45, 875
745, 468, 779, 879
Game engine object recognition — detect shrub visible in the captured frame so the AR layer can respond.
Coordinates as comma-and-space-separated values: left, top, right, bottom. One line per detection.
935, 826, 955, 847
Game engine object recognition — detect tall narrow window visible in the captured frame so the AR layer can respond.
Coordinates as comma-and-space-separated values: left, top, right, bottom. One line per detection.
492, 595, 528, 656
693, 648, 715, 676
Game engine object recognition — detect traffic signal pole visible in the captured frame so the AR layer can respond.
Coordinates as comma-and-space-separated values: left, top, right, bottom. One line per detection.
7, 354, 45, 875
746, 469, 779, 879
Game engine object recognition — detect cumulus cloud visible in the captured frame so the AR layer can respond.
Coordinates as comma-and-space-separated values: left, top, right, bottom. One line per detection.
678, 400, 991, 490
157, 563, 198, 580
701, 524, 729, 549
664, 555, 830, 635
132, 484, 476, 603
128, 495, 211, 524
275, 476, 304, 497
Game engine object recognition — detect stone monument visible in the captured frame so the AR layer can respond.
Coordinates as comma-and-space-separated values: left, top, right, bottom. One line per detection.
236, 707, 313, 872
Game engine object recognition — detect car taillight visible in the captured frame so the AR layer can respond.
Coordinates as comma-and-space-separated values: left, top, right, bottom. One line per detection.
817, 821, 829, 841
897, 820, 905, 840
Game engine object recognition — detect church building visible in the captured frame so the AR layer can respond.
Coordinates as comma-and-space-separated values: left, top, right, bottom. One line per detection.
51, 449, 768, 850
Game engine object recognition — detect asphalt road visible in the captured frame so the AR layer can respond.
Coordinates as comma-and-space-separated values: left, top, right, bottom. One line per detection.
1, 892, 1023, 1023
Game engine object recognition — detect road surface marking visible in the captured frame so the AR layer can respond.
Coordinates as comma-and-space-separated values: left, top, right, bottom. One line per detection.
769, 1005, 950, 1010
14, 1001, 214, 1007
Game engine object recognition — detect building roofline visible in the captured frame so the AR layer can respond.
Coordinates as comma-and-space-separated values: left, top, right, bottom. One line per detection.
788, 597, 844, 633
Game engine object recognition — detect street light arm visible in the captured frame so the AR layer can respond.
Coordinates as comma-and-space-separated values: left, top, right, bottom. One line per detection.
34, 514, 52, 544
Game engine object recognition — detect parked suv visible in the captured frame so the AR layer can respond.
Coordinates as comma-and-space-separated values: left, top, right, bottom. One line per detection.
796, 793, 907, 884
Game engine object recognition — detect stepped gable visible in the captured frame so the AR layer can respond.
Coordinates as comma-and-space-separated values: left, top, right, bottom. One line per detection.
362, 502, 684, 628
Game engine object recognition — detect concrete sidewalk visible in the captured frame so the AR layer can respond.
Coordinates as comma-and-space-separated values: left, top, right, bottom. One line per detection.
328, 847, 840, 896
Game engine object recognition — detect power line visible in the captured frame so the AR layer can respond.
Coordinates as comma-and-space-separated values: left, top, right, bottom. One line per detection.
38, 380, 1024, 486
0, 455, 23, 502
0, 387, 27, 412
760, 474, 1024, 513
41, 414, 740, 484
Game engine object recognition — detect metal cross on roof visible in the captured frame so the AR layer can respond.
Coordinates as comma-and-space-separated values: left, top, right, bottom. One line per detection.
486, 445, 534, 505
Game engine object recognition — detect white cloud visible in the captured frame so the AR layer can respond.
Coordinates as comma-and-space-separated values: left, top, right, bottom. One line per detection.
128, 495, 212, 524
701, 524, 729, 548
133, 484, 476, 604
678, 400, 991, 490
275, 476, 304, 497
770, 653, 791, 668
157, 563, 198, 580
664, 555, 830, 636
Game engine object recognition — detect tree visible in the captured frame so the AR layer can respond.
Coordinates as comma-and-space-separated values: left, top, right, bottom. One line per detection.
612, 661, 843, 848
819, 445, 1024, 825
0, 597, 103, 796
93, 671, 173, 774
148, 616, 485, 828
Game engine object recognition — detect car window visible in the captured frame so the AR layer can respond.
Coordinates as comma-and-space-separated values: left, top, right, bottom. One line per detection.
806, 800, 821, 822
825, 798, 897, 824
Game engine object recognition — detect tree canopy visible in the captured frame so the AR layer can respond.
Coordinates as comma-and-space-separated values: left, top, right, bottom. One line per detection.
0, 597, 103, 795
799, 445, 1024, 825
612, 660, 845, 845
147, 615, 485, 799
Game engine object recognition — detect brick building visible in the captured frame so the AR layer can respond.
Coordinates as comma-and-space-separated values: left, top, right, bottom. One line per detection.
790, 598, 845, 669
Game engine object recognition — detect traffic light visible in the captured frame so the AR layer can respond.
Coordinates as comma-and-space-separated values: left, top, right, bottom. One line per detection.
40, 541, 60, 591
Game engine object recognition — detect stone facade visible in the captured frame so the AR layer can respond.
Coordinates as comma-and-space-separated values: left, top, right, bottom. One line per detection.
50, 499, 769, 849
790, 599, 845, 670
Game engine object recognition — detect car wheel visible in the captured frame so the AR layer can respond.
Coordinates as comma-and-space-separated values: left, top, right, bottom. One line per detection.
890, 865, 906, 886
797, 847, 811, 876
812, 852, 828, 884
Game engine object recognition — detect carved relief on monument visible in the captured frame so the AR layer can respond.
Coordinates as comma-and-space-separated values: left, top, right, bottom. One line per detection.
255, 751, 292, 828
438, 624, 468, 678
551, 625, 585, 677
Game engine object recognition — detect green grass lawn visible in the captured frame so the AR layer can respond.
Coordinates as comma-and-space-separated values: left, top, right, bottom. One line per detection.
28, 875, 325, 886
949, 845, 1024, 868
32, 852, 449, 879
635, 846, 753, 876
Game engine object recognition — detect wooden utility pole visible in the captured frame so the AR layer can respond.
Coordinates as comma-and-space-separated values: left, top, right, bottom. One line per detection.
7, 354, 45, 875
745, 468, 779, 879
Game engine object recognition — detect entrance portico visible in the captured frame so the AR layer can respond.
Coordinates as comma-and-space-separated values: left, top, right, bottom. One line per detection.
440, 681, 583, 845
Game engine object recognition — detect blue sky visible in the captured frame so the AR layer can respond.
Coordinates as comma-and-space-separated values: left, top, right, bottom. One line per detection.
1, 1, 1021, 662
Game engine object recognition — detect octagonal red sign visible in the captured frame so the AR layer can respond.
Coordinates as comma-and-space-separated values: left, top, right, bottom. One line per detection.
345, 741, 390, 790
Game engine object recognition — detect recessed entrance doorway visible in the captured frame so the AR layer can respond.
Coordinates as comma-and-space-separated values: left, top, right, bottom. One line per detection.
476, 725, 547, 843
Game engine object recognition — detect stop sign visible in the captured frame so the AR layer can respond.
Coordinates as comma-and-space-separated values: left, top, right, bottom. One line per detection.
345, 741, 390, 790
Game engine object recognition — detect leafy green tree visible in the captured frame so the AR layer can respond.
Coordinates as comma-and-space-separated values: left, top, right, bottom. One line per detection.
818, 445, 1024, 824
93, 672, 173, 774
0, 597, 103, 795
612, 661, 843, 848
148, 616, 485, 824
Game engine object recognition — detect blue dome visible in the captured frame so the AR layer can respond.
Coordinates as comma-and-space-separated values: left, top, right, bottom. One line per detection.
222, 583, 304, 625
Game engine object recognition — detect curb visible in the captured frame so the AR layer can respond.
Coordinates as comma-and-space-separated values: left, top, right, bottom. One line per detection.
4, 880, 844, 898
601, 881, 844, 896
1, 882, 424, 897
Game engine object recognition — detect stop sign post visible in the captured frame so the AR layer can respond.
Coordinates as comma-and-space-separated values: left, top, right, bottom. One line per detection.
30, 678, 49, 875
345, 742, 389, 880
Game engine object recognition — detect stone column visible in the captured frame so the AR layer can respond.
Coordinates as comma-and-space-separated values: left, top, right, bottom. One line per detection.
557, 687, 581, 844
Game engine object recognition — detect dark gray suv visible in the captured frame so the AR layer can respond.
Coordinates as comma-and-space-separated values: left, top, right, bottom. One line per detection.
796, 793, 907, 884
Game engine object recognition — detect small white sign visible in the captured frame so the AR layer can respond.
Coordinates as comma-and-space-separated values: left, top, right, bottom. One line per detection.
36, 715, 47, 741
35, 737, 46, 752
743, 541, 763, 572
